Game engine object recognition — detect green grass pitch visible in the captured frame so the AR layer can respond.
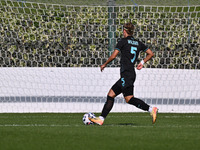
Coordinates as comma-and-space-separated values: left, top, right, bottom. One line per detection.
0, 113, 200, 150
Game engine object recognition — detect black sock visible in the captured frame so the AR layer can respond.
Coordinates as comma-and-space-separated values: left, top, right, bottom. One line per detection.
128, 97, 149, 111
101, 95, 114, 118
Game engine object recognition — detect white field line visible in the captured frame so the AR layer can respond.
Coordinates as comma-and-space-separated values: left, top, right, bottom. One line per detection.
109, 115, 200, 118
0, 124, 200, 128
0, 124, 75, 127
0, 115, 199, 119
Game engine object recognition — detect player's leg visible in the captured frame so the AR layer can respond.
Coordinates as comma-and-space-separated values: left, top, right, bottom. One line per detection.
100, 89, 116, 118
125, 96, 158, 124
123, 87, 150, 111
125, 95, 150, 111
89, 79, 122, 125
121, 73, 158, 124
101, 79, 122, 118
123, 92, 158, 123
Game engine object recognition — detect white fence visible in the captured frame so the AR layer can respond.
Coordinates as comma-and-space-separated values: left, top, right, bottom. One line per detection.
0, 68, 199, 113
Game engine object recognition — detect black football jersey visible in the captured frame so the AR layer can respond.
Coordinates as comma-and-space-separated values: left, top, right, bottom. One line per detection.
115, 36, 148, 72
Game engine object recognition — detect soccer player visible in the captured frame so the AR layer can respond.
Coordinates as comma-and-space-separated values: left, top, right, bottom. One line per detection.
89, 22, 158, 125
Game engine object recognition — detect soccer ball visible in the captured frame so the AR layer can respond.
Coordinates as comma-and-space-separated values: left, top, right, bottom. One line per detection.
82, 112, 96, 125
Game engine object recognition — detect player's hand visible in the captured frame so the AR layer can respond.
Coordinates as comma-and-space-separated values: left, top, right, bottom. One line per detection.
137, 63, 143, 70
100, 64, 106, 72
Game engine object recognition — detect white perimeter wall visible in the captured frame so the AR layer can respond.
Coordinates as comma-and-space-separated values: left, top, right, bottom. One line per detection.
0, 68, 200, 113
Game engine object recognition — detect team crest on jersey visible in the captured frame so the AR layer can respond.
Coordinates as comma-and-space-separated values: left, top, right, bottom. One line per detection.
121, 78, 125, 87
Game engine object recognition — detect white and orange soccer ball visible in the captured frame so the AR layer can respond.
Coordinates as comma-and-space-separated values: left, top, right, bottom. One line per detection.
82, 112, 96, 125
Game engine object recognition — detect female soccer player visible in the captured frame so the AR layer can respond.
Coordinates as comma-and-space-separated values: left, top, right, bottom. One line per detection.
90, 22, 158, 125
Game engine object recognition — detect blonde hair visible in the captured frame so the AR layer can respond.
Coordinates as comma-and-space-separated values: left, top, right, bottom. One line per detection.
123, 22, 135, 35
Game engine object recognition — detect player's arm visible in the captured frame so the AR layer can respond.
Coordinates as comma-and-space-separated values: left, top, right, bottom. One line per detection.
101, 49, 119, 72
137, 49, 154, 70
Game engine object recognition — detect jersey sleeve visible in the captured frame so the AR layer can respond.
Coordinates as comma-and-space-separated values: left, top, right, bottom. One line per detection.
140, 42, 148, 52
115, 39, 124, 51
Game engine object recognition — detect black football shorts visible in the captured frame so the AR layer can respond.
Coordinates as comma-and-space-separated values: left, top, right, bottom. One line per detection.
111, 71, 136, 97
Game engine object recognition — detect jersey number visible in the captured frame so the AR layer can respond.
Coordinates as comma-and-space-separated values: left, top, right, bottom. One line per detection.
131, 46, 137, 63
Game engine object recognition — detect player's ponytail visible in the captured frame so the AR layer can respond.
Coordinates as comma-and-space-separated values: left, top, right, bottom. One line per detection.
123, 22, 134, 35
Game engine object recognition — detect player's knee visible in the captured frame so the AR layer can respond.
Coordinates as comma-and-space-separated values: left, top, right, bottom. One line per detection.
125, 96, 133, 103
125, 98, 130, 103
107, 89, 116, 98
